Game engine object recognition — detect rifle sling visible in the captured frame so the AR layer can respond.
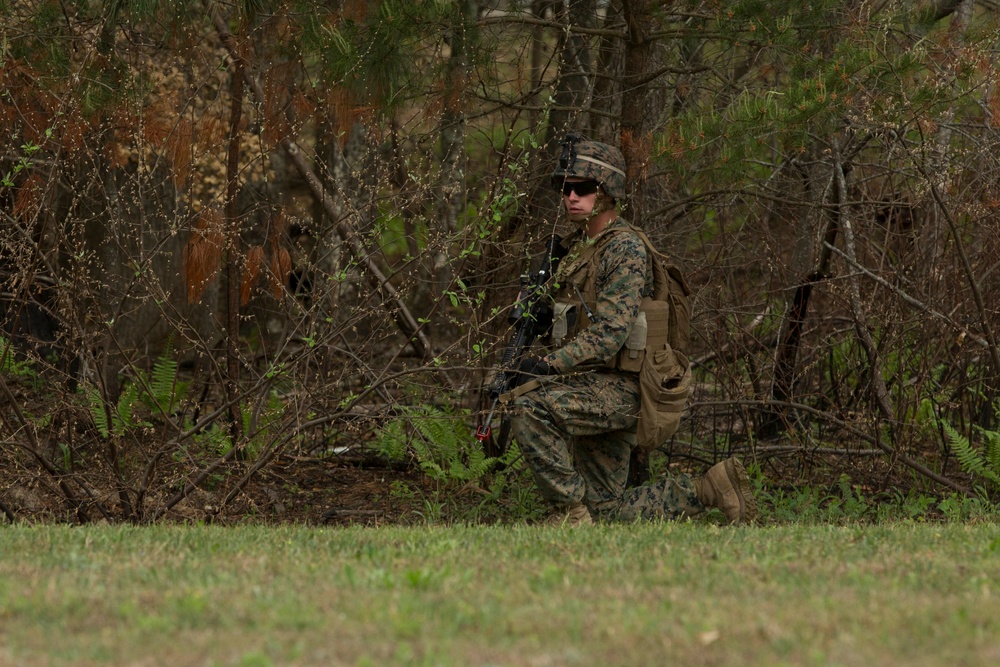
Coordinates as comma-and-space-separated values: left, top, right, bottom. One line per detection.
499, 379, 543, 403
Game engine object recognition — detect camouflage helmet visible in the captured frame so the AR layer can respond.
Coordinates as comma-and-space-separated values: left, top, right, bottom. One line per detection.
551, 134, 627, 200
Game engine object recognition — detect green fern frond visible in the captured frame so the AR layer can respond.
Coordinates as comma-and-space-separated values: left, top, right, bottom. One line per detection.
375, 419, 410, 462
194, 424, 232, 457
0, 335, 12, 373
418, 458, 447, 481
239, 394, 286, 462
148, 344, 179, 413
0, 335, 35, 379
113, 382, 140, 436
976, 425, 1000, 481
942, 421, 1000, 486
459, 444, 494, 480
86, 387, 110, 439
374, 402, 495, 483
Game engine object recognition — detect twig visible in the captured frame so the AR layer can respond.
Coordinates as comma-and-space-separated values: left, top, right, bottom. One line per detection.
833, 151, 898, 427
151, 447, 239, 521
747, 445, 885, 456
926, 180, 1000, 380
0, 374, 102, 521
824, 242, 990, 350
322, 509, 382, 520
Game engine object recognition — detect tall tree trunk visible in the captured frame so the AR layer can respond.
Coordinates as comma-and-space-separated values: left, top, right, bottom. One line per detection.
546, 0, 596, 142
434, 0, 477, 296
591, 0, 622, 139
225, 56, 246, 446
760, 161, 840, 438
620, 0, 652, 221
920, 0, 975, 284
529, 0, 551, 130
619, 0, 654, 485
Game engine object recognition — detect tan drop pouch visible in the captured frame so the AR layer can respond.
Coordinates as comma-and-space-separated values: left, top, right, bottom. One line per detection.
635, 343, 691, 451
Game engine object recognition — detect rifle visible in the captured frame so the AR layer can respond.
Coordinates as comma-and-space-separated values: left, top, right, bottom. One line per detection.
476, 234, 568, 455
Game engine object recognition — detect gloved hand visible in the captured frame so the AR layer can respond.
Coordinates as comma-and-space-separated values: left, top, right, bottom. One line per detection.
515, 356, 552, 385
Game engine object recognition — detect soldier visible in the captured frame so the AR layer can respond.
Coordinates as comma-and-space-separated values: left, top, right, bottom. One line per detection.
508, 135, 757, 526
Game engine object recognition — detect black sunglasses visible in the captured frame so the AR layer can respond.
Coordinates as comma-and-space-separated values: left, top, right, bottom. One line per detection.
561, 180, 600, 197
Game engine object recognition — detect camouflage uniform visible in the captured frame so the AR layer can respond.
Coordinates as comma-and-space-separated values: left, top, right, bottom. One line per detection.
510, 218, 704, 522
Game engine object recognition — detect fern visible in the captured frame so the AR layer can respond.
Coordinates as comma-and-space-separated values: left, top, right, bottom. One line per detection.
83, 344, 181, 440
374, 403, 497, 483
941, 421, 1000, 487
86, 381, 141, 440
981, 426, 1000, 479
194, 424, 231, 457
113, 382, 140, 435
147, 341, 179, 414
242, 392, 287, 460
0, 335, 35, 380
987, 402, 1000, 474
375, 419, 410, 461
86, 387, 110, 439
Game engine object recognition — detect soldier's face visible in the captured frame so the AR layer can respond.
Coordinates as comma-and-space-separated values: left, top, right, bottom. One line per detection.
562, 179, 599, 221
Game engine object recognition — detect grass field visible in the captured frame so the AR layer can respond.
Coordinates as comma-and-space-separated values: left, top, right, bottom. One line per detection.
1, 521, 999, 666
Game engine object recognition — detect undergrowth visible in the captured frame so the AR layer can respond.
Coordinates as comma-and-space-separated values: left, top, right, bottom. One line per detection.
753, 469, 997, 525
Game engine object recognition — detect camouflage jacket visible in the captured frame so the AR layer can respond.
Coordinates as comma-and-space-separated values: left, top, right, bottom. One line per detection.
544, 218, 652, 373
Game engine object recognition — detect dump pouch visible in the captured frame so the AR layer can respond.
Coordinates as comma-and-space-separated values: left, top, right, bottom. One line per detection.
635, 344, 691, 451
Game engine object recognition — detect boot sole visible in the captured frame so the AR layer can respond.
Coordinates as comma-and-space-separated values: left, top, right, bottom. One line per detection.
726, 459, 758, 524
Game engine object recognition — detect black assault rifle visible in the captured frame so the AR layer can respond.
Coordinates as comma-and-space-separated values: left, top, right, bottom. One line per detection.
475, 235, 568, 455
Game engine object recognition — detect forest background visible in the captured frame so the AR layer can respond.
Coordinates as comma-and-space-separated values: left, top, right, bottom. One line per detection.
2, 0, 1000, 525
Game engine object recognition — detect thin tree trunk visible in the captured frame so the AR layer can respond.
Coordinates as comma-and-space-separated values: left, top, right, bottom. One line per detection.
760, 163, 839, 438
919, 0, 975, 289
225, 56, 245, 446
926, 180, 1000, 407
620, 0, 652, 221
529, 0, 549, 129
832, 144, 971, 495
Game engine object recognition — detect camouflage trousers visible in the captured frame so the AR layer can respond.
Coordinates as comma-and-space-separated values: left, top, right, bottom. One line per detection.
509, 371, 704, 522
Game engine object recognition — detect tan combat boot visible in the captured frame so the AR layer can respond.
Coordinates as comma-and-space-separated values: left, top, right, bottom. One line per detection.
694, 458, 758, 524
545, 503, 593, 527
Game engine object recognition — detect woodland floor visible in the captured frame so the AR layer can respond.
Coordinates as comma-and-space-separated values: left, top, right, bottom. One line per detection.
1, 445, 452, 527
236, 455, 452, 527
3, 433, 967, 527
0, 365, 983, 526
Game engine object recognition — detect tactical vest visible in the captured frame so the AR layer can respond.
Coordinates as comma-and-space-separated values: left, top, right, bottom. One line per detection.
549, 221, 691, 372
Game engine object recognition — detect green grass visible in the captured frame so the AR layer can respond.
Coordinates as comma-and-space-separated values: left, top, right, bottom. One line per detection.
1, 522, 999, 666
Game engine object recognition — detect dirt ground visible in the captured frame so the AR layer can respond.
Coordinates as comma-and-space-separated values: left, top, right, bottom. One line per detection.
234, 455, 449, 526
0, 451, 454, 526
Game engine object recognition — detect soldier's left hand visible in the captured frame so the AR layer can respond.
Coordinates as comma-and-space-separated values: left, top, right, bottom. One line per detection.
516, 356, 552, 381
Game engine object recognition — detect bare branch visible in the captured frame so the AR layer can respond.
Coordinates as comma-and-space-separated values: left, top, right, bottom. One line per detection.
824, 241, 991, 351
